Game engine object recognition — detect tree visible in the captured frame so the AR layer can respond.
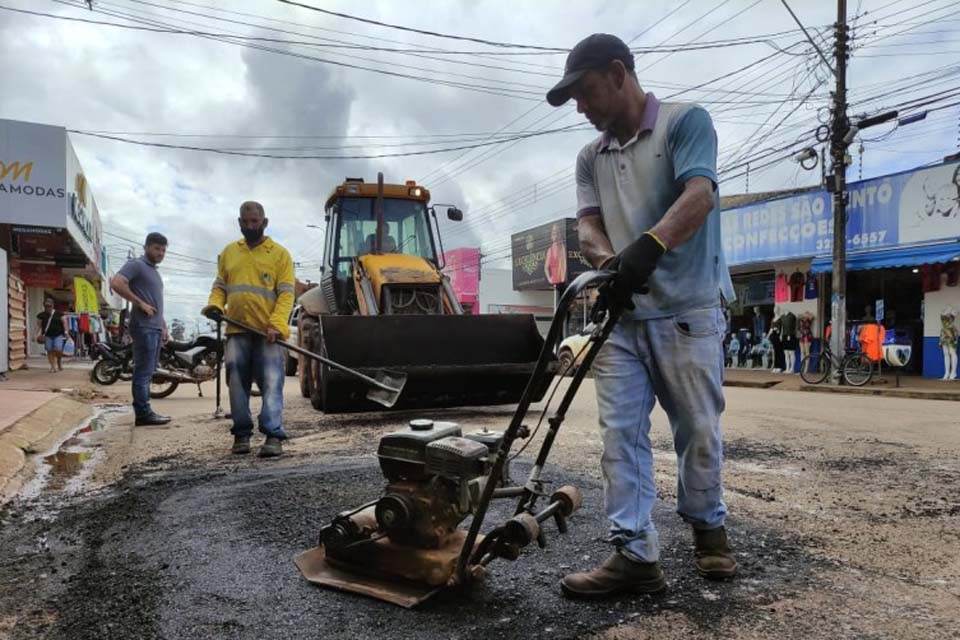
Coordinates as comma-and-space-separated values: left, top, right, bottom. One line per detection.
170, 318, 186, 341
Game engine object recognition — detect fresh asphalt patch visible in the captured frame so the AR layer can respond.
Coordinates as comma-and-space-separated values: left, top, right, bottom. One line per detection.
0, 458, 828, 640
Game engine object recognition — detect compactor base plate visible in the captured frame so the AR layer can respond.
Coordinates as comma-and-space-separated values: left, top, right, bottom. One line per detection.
294, 530, 483, 608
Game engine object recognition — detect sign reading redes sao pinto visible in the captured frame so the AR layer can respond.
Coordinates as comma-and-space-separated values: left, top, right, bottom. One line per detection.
721, 161, 960, 266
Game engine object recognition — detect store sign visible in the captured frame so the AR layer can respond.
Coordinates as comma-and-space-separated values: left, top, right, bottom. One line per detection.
64, 136, 103, 269
11, 225, 55, 236
0, 120, 68, 227
511, 218, 590, 290
721, 161, 960, 265
73, 277, 100, 313
68, 173, 94, 242
19, 263, 62, 288
15, 231, 65, 259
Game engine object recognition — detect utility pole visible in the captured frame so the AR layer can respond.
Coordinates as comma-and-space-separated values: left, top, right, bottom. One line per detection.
828, 0, 849, 379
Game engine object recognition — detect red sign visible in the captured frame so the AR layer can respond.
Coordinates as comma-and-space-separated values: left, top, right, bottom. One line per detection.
19, 263, 63, 288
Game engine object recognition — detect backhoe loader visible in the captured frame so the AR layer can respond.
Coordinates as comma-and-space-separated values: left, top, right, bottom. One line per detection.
297, 173, 555, 413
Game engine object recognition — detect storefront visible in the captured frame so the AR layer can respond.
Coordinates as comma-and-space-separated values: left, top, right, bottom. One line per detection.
477, 268, 555, 337
722, 159, 960, 378
0, 118, 113, 367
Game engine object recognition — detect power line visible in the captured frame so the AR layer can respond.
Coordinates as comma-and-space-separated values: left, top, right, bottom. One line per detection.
49, 0, 546, 101
778, 0, 835, 74
628, 1, 692, 44
275, 0, 568, 51
3, 3, 808, 57
68, 123, 592, 159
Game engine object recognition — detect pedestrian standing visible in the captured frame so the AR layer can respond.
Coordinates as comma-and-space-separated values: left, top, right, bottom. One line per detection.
203, 201, 295, 457
36, 298, 66, 373
546, 34, 736, 598
110, 233, 171, 426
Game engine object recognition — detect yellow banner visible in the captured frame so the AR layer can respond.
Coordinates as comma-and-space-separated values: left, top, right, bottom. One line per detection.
73, 277, 100, 313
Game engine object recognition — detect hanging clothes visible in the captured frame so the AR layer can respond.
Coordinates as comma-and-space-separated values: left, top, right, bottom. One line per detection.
804, 271, 818, 299
921, 264, 942, 292
859, 323, 886, 362
775, 273, 789, 303
789, 271, 805, 302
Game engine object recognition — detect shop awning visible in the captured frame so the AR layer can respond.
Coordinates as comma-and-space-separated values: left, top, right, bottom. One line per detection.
809, 242, 960, 273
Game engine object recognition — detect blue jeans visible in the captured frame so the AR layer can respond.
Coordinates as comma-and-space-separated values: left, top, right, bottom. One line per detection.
592, 306, 728, 563
131, 326, 162, 418
225, 333, 287, 439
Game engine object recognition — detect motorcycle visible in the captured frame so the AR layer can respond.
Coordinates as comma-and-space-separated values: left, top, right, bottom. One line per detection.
90, 340, 134, 385
149, 335, 223, 399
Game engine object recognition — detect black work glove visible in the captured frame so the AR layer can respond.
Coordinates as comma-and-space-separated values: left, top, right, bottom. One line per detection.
201, 305, 224, 322
608, 232, 666, 311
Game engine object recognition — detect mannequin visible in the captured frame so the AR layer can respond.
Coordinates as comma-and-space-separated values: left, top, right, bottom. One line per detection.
727, 333, 740, 368
760, 334, 773, 369
739, 331, 752, 368
941, 307, 959, 381
798, 311, 815, 372
768, 308, 785, 373
781, 308, 798, 374
752, 307, 767, 339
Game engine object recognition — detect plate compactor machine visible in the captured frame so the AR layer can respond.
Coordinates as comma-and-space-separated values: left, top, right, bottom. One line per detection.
296, 173, 555, 414
294, 270, 620, 607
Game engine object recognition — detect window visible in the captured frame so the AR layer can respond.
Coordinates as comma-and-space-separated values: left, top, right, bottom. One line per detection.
336, 197, 435, 261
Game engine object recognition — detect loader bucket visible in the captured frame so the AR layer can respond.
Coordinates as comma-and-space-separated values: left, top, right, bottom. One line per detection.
315, 314, 555, 413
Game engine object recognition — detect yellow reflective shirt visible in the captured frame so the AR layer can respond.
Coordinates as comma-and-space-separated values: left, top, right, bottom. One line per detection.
207, 237, 296, 339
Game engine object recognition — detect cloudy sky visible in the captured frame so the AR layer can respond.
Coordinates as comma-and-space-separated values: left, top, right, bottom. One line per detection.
2, 0, 958, 329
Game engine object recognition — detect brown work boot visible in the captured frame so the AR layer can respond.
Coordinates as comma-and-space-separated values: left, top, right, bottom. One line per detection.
560, 552, 666, 599
259, 436, 283, 458
231, 436, 251, 455
693, 526, 737, 579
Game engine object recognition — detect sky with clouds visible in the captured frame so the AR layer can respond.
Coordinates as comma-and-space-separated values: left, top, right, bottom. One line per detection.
2, 0, 958, 329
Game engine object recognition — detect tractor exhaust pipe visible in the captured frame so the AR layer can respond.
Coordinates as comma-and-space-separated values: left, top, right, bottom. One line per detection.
374, 171, 384, 255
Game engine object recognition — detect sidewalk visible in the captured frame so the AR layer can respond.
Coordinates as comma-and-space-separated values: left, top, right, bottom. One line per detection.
0, 359, 99, 502
724, 367, 960, 401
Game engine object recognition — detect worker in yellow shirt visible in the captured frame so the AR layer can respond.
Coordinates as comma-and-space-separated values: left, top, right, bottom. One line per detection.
202, 201, 296, 457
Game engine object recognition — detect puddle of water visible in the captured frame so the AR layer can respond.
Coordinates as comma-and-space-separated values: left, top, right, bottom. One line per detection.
42, 450, 95, 492
19, 404, 130, 503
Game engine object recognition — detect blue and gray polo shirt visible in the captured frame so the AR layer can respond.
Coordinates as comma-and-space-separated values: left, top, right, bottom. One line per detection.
576, 93, 735, 319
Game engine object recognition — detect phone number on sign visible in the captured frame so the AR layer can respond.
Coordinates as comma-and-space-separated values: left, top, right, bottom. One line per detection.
815, 231, 888, 252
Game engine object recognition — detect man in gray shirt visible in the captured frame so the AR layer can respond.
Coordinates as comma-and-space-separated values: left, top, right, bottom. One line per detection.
546, 34, 736, 599
111, 232, 171, 426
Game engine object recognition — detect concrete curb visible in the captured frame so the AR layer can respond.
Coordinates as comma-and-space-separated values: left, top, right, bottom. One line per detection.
0, 396, 93, 503
798, 384, 960, 402
724, 379, 783, 389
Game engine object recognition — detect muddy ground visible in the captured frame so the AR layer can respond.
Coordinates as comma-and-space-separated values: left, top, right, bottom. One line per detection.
0, 378, 958, 639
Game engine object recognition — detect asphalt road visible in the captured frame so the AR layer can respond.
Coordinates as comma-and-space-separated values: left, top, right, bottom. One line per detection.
1, 374, 958, 639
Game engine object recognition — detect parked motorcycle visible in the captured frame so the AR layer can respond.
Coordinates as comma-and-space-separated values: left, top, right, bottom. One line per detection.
150, 335, 223, 399
90, 340, 134, 385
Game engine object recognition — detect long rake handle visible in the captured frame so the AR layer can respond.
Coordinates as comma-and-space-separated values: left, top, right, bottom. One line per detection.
217, 315, 401, 394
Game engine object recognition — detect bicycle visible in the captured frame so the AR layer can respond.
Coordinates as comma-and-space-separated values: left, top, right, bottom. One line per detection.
840, 351, 877, 387
799, 345, 875, 386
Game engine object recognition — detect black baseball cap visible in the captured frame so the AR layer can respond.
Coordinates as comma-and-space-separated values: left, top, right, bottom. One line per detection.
546, 34, 635, 107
